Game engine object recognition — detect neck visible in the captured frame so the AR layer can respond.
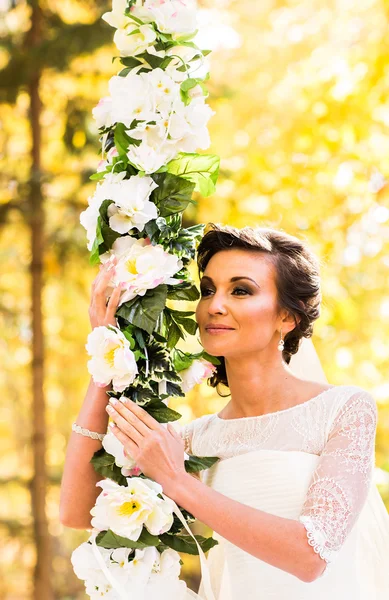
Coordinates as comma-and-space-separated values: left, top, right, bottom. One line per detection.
222, 351, 301, 418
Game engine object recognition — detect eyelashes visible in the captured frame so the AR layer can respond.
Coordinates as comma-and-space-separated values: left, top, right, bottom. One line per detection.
200, 286, 252, 297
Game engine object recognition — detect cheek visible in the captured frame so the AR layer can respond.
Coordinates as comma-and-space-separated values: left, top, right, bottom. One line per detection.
240, 296, 277, 327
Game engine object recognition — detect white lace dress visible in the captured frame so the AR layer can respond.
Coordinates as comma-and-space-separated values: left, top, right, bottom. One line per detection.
179, 385, 389, 600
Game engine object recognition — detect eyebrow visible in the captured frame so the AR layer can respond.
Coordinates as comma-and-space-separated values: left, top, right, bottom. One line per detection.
200, 275, 260, 288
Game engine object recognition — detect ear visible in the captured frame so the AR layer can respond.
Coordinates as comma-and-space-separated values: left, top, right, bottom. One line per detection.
279, 310, 300, 334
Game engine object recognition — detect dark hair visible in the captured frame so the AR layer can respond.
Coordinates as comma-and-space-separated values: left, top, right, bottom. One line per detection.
196, 223, 322, 395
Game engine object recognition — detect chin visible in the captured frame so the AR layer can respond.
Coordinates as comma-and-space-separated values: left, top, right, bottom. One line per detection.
200, 338, 227, 356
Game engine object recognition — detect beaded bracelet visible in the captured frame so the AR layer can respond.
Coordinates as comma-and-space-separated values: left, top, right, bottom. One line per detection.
72, 422, 106, 442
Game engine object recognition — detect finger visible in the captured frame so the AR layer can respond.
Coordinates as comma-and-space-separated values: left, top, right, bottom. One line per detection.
106, 403, 145, 444
120, 397, 162, 431
106, 284, 123, 316
95, 265, 116, 296
109, 422, 139, 458
93, 257, 115, 288
109, 398, 150, 436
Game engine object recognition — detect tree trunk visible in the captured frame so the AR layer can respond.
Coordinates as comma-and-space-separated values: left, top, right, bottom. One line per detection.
27, 1, 53, 598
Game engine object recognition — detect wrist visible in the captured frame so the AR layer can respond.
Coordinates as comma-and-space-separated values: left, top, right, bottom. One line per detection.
168, 471, 198, 507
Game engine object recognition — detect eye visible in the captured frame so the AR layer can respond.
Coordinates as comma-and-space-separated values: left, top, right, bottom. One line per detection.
200, 286, 213, 297
232, 287, 250, 295
200, 286, 251, 297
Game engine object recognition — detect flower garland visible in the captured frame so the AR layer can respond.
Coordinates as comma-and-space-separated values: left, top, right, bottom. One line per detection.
72, 1, 221, 598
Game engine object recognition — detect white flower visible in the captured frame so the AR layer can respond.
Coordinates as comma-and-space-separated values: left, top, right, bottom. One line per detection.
131, 0, 197, 36
109, 74, 156, 128
72, 539, 139, 599
101, 236, 183, 306
102, 430, 138, 475
127, 134, 178, 174
80, 175, 158, 247
92, 96, 113, 129
127, 138, 177, 174
80, 191, 103, 252
114, 22, 157, 56
71, 540, 112, 583
102, 0, 131, 29
106, 175, 158, 234
72, 536, 186, 600
71, 540, 116, 599
179, 359, 216, 392
91, 478, 175, 540
169, 97, 214, 152
85, 325, 138, 392
143, 68, 180, 116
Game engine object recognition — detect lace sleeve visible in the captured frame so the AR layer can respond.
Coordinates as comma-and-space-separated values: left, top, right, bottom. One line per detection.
298, 389, 377, 567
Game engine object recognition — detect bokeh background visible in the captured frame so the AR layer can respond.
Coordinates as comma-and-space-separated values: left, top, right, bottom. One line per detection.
1, 0, 389, 598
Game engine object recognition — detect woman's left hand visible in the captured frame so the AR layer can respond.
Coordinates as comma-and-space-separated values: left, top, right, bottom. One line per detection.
106, 396, 187, 498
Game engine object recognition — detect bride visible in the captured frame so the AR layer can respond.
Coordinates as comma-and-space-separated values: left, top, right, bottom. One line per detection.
60, 223, 389, 599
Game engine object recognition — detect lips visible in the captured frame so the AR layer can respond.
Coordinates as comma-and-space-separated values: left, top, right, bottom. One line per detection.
205, 325, 234, 330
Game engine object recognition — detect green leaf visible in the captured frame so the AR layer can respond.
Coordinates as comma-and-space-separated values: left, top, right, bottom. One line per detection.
179, 77, 207, 106
119, 56, 143, 68
184, 455, 220, 473
116, 285, 168, 334
90, 449, 127, 486
166, 380, 185, 397
177, 318, 197, 335
201, 352, 221, 366
96, 527, 160, 550
151, 173, 196, 217
159, 532, 218, 555
146, 401, 182, 423
167, 283, 200, 301
168, 309, 195, 318
167, 319, 184, 349
114, 122, 132, 155
137, 51, 173, 70
133, 328, 146, 349
122, 328, 136, 348
89, 217, 104, 266
166, 153, 220, 197
166, 309, 197, 335
90, 170, 107, 181
118, 67, 133, 77
172, 349, 193, 372
89, 237, 101, 266
98, 200, 122, 250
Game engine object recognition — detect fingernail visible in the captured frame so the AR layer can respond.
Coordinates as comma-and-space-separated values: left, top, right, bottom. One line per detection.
119, 396, 131, 404
106, 405, 114, 413
110, 398, 118, 405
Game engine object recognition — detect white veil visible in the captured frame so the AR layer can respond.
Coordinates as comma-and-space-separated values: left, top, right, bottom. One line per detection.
288, 337, 328, 383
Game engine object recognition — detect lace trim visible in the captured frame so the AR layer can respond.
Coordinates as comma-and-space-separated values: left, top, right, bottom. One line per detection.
181, 425, 191, 455
299, 516, 333, 563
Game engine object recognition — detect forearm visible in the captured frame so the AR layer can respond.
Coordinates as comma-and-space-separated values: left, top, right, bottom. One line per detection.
172, 472, 325, 583
60, 377, 110, 529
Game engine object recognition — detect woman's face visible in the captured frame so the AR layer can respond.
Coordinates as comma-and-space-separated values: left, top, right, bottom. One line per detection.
196, 248, 286, 359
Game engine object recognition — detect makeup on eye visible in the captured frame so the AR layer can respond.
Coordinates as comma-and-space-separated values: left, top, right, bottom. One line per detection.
199, 276, 258, 297
200, 285, 252, 297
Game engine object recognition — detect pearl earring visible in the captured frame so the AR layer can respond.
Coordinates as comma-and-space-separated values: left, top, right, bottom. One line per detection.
277, 329, 284, 351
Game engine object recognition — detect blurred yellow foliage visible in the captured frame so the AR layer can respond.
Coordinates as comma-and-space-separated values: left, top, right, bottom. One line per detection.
1, 0, 389, 597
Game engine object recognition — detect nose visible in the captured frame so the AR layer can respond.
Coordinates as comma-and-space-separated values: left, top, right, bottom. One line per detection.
207, 292, 228, 316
